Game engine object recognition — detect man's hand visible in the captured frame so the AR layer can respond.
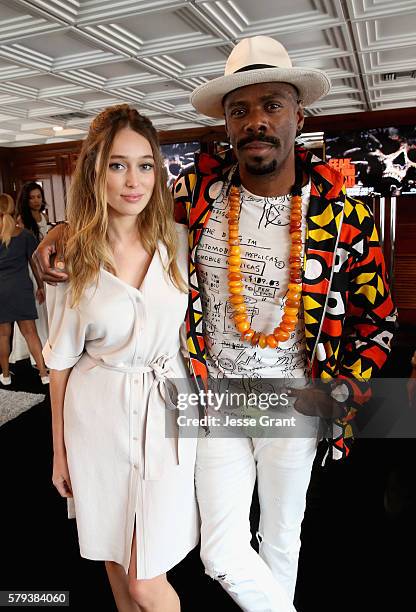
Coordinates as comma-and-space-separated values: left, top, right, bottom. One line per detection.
32, 224, 68, 284
292, 386, 346, 419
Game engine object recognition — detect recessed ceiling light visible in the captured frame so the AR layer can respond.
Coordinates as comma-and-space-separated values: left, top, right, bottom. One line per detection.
52, 126, 63, 131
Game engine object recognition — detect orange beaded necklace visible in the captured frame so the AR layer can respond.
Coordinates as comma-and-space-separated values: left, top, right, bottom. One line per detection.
227, 168, 304, 350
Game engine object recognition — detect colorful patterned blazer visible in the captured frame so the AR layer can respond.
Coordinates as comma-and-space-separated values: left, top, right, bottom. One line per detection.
173, 145, 396, 459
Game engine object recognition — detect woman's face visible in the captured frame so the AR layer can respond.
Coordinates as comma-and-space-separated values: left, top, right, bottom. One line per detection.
106, 127, 155, 219
28, 188, 43, 211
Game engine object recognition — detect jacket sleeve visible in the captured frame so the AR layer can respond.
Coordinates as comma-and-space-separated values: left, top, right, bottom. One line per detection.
337, 198, 397, 406
171, 171, 196, 225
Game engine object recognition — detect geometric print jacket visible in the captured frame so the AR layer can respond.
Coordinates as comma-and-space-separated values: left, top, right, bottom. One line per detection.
173, 145, 397, 460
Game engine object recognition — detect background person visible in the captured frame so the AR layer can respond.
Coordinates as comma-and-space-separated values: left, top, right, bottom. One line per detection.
10, 181, 51, 366
0, 193, 49, 386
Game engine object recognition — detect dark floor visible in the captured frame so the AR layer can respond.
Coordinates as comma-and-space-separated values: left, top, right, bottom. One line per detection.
1, 352, 415, 611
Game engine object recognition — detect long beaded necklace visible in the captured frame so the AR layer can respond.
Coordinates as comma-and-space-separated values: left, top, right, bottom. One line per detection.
227, 164, 304, 350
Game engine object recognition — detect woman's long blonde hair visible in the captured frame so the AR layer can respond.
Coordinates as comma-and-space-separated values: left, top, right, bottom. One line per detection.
65, 104, 185, 306
0, 193, 16, 247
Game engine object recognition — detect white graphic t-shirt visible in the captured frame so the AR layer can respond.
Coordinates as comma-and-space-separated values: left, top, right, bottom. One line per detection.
196, 178, 311, 381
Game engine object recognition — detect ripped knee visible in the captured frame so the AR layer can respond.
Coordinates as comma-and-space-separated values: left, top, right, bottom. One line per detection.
203, 561, 236, 586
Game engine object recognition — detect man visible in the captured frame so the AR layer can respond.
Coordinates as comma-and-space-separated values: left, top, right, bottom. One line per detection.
36, 37, 395, 612
172, 36, 395, 611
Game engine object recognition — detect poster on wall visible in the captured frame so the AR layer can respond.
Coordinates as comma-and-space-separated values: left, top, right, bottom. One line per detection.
325, 126, 416, 197
160, 141, 200, 187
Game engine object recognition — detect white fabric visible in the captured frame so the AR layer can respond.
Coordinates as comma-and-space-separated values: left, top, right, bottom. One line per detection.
197, 180, 311, 379
10, 213, 49, 365
196, 435, 316, 611
43, 224, 199, 579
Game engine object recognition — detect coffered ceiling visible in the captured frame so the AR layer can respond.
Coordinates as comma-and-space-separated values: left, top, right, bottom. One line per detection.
0, 0, 415, 147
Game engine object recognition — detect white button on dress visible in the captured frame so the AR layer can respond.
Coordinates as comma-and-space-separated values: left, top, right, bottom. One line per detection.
43, 224, 199, 579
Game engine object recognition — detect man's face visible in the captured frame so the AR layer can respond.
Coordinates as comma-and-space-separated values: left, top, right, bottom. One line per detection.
223, 82, 304, 176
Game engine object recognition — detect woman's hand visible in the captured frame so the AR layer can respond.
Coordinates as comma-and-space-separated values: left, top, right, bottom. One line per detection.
32, 224, 68, 284
52, 452, 73, 498
36, 287, 45, 304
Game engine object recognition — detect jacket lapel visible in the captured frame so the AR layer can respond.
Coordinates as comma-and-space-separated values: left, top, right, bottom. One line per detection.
189, 150, 235, 255
299, 150, 345, 365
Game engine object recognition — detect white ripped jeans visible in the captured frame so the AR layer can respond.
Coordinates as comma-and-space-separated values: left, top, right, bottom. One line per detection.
195, 435, 317, 612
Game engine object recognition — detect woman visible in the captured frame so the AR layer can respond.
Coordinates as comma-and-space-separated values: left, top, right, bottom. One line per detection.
43, 105, 199, 612
11, 182, 50, 365
0, 193, 49, 385
16, 181, 50, 242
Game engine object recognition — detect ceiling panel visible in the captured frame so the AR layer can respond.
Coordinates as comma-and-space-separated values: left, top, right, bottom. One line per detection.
0, 0, 413, 146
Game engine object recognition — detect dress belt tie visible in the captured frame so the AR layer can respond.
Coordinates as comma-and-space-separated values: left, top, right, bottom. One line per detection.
82, 353, 180, 481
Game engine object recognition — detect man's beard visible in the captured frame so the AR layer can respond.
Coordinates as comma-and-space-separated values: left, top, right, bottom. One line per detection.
244, 158, 277, 175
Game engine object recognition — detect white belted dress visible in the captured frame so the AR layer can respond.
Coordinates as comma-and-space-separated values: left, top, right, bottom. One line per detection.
43, 224, 199, 579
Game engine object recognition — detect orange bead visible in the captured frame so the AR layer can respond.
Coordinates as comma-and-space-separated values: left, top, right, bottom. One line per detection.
229, 238, 240, 246
282, 314, 297, 325
290, 221, 302, 230
228, 256, 241, 266
266, 334, 278, 348
285, 307, 298, 316
234, 313, 248, 323
287, 291, 301, 301
274, 328, 290, 342
228, 210, 239, 220
280, 321, 295, 333
286, 299, 300, 309
292, 196, 302, 204
229, 286, 244, 295
288, 283, 302, 292
228, 222, 239, 230
258, 333, 267, 349
236, 320, 250, 333
230, 295, 244, 304
229, 246, 241, 255
251, 332, 260, 346
229, 280, 243, 288
291, 231, 302, 241
229, 265, 240, 273
241, 329, 255, 341
228, 272, 243, 281
290, 246, 302, 256
233, 304, 247, 313
229, 230, 239, 239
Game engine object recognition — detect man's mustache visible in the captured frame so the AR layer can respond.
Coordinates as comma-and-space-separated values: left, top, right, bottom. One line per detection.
237, 135, 279, 150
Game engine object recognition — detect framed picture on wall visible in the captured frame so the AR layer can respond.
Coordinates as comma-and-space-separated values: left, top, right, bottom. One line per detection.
325, 125, 416, 197
160, 141, 200, 186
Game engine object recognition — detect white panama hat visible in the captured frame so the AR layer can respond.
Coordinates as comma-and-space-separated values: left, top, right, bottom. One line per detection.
191, 36, 331, 118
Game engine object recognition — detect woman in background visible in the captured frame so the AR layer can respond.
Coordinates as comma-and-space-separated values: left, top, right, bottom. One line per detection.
10, 182, 50, 365
16, 181, 50, 242
0, 193, 49, 386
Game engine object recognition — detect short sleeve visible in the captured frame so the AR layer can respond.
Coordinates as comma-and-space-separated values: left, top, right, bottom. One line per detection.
43, 283, 86, 370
